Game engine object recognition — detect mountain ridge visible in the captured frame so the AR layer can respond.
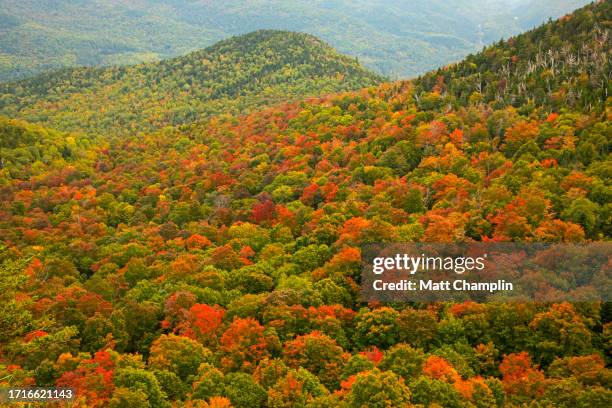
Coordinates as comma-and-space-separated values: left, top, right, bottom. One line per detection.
0, 0, 592, 81
413, 0, 610, 113
0, 30, 384, 135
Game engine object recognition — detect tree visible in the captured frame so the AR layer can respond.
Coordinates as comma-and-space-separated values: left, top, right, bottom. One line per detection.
344, 368, 412, 408
113, 368, 169, 408
55, 350, 115, 407
562, 198, 600, 238
12, 326, 80, 372
422, 355, 460, 383
410, 376, 463, 408
223, 372, 267, 408
282, 331, 347, 389
529, 303, 592, 365
421, 213, 464, 242
192, 363, 225, 401
148, 334, 211, 383
176, 303, 225, 345
163, 291, 197, 329
252, 199, 276, 224
253, 358, 289, 389
220, 318, 279, 372
499, 352, 545, 401
355, 307, 401, 349
379, 344, 425, 380
121, 300, 162, 355
341, 354, 376, 380
267, 368, 328, 408
109, 387, 150, 408
210, 245, 244, 271
547, 354, 608, 386
398, 308, 438, 349
502, 120, 539, 156
153, 369, 189, 401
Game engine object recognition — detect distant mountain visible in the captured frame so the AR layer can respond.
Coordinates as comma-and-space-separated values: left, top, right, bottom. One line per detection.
0, 0, 592, 81
0, 30, 383, 135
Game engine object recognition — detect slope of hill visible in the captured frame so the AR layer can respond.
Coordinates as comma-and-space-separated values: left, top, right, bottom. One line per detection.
0, 116, 96, 181
414, 0, 611, 113
0, 30, 384, 135
0, 2, 610, 407
0, 0, 592, 81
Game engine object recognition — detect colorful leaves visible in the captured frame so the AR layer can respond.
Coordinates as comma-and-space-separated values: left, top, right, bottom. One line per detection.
220, 318, 278, 372
499, 352, 545, 398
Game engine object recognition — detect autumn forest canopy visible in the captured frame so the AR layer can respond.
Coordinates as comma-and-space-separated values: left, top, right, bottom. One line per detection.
0, 1, 611, 407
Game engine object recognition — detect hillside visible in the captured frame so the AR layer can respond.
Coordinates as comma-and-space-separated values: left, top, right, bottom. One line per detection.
0, 30, 383, 135
0, 116, 96, 180
413, 0, 611, 112
0, 2, 610, 407
0, 0, 591, 81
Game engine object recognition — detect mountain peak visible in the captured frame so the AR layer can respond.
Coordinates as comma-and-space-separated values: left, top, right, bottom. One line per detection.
0, 31, 383, 135
189, 30, 335, 60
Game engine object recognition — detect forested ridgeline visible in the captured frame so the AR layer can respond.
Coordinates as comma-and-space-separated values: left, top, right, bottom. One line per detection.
0, 0, 591, 81
0, 30, 384, 135
413, 0, 611, 112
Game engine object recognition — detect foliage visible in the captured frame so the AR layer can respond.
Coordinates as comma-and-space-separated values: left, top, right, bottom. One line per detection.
0, 0, 590, 81
0, 31, 383, 135
0, 2, 609, 406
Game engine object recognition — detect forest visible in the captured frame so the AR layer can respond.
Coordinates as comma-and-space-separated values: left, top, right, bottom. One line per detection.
0, 30, 383, 135
0, 0, 591, 81
0, 1, 610, 407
